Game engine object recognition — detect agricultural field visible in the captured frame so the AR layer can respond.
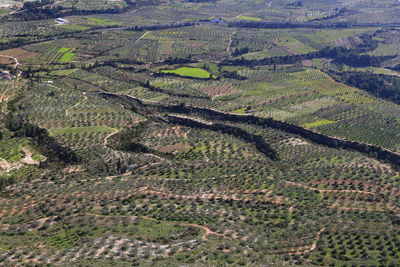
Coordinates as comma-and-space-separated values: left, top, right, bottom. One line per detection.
161, 67, 217, 79
1, 0, 400, 266
233, 15, 262, 21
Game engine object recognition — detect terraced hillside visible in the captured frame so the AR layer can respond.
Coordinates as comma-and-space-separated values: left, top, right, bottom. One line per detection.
1, 0, 400, 266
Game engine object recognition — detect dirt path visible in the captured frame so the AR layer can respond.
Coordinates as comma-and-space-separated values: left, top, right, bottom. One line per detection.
290, 228, 325, 255
270, 227, 325, 255
65, 93, 88, 116
226, 32, 235, 54
0, 54, 19, 68
134, 187, 286, 205
178, 223, 224, 240
0, 147, 40, 173
20, 147, 40, 165
136, 31, 150, 43
183, 129, 190, 138
105, 170, 132, 181
103, 129, 119, 146
288, 205, 295, 213
45, 83, 64, 91
284, 181, 377, 196
201, 151, 210, 162
0, 87, 12, 103
137, 161, 163, 170
0, 158, 13, 172
137, 154, 166, 170
85, 212, 222, 240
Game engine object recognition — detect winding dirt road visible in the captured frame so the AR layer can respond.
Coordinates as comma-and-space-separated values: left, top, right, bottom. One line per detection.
0, 54, 20, 68
103, 129, 119, 146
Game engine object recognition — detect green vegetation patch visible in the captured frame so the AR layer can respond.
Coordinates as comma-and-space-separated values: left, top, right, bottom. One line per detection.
232, 107, 247, 114
0, 139, 29, 163
46, 229, 81, 249
235, 15, 262, 21
87, 17, 110, 24
161, 67, 217, 79
277, 36, 317, 54
58, 47, 71, 53
58, 52, 76, 63
303, 119, 336, 128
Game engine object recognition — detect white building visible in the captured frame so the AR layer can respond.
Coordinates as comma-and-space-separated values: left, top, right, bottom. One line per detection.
56, 18, 68, 24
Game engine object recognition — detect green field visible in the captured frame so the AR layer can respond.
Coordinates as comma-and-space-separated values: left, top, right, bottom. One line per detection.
234, 15, 262, 21
58, 52, 76, 63
0, 139, 28, 163
86, 17, 112, 25
87, 17, 109, 23
161, 67, 217, 79
303, 119, 336, 128
58, 47, 71, 53
277, 36, 317, 54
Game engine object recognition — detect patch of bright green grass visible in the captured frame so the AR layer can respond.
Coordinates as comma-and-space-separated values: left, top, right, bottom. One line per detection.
161, 67, 216, 79
0, 139, 29, 163
235, 15, 262, 21
277, 36, 316, 54
58, 52, 75, 63
303, 119, 335, 128
87, 17, 110, 24
58, 47, 71, 53
232, 107, 247, 114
